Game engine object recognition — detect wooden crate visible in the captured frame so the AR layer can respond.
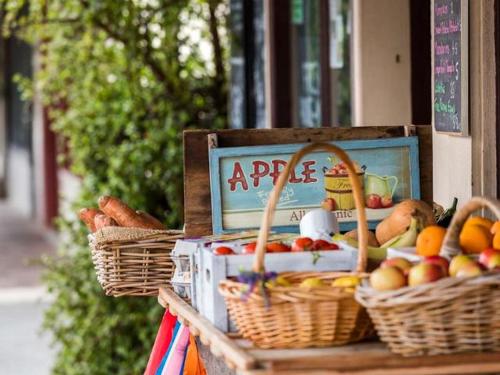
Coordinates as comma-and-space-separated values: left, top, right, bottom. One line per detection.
183, 126, 432, 236
173, 237, 358, 332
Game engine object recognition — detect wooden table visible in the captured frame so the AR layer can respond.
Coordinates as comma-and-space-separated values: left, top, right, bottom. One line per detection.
158, 287, 500, 375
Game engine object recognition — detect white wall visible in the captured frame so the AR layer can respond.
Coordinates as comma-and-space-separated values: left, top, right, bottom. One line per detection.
352, 0, 412, 126
432, 134, 472, 207
6, 146, 32, 216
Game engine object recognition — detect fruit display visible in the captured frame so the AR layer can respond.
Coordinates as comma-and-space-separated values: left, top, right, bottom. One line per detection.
212, 237, 339, 256
416, 225, 446, 256
370, 266, 407, 291
380, 215, 421, 249
369, 246, 500, 291
375, 199, 435, 245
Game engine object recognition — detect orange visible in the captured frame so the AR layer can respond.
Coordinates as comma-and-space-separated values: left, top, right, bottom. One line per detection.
459, 224, 492, 254
490, 221, 500, 235
494, 232, 500, 250
416, 225, 447, 257
464, 216, 494, 231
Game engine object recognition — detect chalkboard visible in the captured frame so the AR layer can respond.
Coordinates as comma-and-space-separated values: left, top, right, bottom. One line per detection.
433, 0, 468, 135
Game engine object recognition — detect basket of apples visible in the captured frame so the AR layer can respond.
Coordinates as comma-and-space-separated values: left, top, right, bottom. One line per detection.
355, 196, 500, 356
219, 143, 373, 349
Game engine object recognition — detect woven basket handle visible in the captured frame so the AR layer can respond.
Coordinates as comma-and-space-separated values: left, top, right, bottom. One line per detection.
252, 142, 368, 273
440, 196, 500, 259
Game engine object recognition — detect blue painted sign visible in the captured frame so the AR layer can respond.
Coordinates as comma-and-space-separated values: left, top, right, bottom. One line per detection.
209, 137, 420, 234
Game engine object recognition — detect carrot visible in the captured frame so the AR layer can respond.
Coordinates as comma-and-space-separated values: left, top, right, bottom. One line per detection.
135, 211, 165, 230
94, 214, 118, 231
79, 208, 102, 232
98, 196, 163, 229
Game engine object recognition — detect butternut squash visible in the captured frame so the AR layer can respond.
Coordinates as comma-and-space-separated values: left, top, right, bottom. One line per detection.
375, 200, 435, 245
344, 229, 380, 247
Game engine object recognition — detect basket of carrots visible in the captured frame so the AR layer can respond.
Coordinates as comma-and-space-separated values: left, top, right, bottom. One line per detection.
80, 196, 183, 297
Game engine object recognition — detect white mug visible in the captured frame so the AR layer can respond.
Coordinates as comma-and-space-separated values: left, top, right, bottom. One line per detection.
299, 208, 339, 240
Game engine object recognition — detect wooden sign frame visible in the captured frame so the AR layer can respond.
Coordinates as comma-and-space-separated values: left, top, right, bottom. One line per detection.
208, 137, 421, 234
183, 126, 432, 236
432, 0, 469, 136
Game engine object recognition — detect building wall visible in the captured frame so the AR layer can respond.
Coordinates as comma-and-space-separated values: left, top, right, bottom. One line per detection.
352, 0, 412, 126
432, 134, 472, 207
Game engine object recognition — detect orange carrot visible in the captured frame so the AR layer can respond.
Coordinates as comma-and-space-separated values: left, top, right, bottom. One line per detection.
94, 214, 118, 231
79, 208, 102, 232
98, 196, 163, 229
135, 211, 165, 230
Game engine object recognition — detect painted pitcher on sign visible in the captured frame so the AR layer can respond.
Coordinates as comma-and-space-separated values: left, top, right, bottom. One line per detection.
364, 173, 398, 209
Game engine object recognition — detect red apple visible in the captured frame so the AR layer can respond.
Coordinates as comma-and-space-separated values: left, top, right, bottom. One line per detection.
292, 237, 313, 252
242, 242, 257, 254
381, 257, 413, 276
321, 198, 337, 211
381, 195, 393, 208
214, 246, 235, 255
479, 248, 500, 270
370, 266, 407, 291
311, 239, 339, 251
366, 194, 382, 209
266, 242, 291, 253
423, 256, 450, 276
456, 261, 483, 277
408, 263, 444, 286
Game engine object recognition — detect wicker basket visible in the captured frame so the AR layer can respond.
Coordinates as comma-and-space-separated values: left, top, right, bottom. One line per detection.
219, 142, 373, 349
356, 196, 500, 356
90, 226, 183, 297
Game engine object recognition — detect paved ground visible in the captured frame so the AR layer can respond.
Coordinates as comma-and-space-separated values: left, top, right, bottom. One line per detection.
0, 202, 56, 288
0, 201, 56, 374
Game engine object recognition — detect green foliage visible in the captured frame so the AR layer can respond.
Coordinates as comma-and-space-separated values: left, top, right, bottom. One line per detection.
2, 0, 228, 373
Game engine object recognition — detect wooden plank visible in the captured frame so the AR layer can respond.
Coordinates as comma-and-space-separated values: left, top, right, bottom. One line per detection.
243, 362, 500, 375
158, 287, 500, 375
158, 287, 256, 371
184, 126, 433, 236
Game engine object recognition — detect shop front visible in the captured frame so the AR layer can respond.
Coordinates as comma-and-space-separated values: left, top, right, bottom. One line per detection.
82, 1, 500, 374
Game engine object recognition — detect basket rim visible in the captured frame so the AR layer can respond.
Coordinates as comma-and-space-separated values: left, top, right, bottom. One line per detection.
219, 271, 370, 303
355, 271, 500, 308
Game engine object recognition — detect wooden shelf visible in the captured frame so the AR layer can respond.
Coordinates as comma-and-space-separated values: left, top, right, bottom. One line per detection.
158, 287, 500, 374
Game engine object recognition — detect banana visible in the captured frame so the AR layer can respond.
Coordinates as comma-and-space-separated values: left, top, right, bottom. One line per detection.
332, 234, 387, 260
380, 216, 420, 249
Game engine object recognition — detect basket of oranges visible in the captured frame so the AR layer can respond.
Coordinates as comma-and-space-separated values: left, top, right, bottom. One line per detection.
218, 143, 373, 349
355, 196, 500, 356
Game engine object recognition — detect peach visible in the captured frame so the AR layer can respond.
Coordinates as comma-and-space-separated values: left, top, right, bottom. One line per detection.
456, 262, 483, 277
408, 263, 444, 287
449, 254, 473, 276
479, 248, 500, 270
370, 266, 406, 291
381, 257, 413, 276
423, 256, 450, 276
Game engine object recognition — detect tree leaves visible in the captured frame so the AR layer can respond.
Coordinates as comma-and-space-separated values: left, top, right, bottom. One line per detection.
3, 0, 228, 373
